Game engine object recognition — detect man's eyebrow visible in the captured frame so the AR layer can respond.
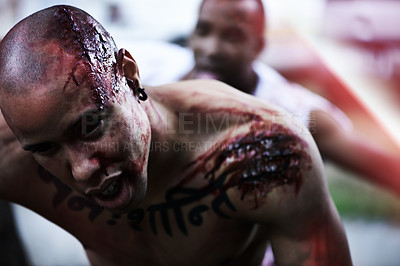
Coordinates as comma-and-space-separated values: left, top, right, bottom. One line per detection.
21, 108, 101, 151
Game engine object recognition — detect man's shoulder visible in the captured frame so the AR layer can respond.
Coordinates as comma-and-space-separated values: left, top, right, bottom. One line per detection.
149, 79, 317, 151
150, 79, 240, 99
153, 79, 324, 196
0, 113, 43, 203
149, 79, 285, 117
167, 94, 326, 225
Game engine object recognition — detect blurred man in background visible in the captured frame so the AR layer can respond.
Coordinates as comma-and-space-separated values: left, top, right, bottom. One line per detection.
182, 0, 400, 196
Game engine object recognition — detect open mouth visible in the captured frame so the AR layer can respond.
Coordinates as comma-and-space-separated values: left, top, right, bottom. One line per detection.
91, 173, 132, 211
100, 179, 121, 198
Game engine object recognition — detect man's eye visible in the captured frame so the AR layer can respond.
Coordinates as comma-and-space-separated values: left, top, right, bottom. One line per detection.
195, 28, 208, 36
80, 116, 104, 139
194, 23, 210, 36
32, 143, 57, 155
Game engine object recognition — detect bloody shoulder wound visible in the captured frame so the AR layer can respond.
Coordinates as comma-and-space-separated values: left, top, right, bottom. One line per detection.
184, 122, 312, 207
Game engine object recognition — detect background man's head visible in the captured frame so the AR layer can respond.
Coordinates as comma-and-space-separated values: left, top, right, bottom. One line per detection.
189, 0, 266, 84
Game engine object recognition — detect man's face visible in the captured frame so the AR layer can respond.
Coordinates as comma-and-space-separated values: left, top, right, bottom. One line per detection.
189, 0, 263, 82
1, 54, 151, 213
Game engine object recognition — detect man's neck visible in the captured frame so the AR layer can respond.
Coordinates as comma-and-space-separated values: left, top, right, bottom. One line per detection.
184, 66, 259, 96
224, 67, 259, 95
142, 94, 181, 172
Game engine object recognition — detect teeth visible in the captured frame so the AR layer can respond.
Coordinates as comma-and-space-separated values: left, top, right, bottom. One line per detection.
101, 181, 119, 197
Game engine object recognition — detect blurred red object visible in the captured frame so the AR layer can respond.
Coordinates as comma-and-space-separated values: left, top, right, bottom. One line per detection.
324, 0, 400, 43
324, 0, 400, 81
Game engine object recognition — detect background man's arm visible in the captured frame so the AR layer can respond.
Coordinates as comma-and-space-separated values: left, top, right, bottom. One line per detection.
312, 109, 400, 196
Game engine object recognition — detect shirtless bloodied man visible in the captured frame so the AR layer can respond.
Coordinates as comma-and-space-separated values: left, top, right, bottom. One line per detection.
0, 5, 352, 266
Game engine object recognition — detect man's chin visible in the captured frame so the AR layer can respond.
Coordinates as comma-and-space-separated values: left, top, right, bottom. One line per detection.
98, 195, 143, 214
194, 71, 221, 80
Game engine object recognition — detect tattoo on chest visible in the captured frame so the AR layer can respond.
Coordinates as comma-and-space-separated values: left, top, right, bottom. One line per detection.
39, 123, 311, 237
38, 165, 235, 236
39, 166, 104, 221
133, 175, 235, 236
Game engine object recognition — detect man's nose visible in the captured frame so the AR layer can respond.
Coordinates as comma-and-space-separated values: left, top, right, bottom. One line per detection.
64, 146, 101, 183
202, 36, 222, 58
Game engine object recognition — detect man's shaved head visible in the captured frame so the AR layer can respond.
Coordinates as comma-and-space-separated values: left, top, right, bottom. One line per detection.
0, 6, 152, 214
0, 5, 119, 108
199, 0, 266, 37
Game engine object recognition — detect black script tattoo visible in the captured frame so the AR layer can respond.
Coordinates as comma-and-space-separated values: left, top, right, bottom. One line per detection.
127, 209, 145, 231
107, 213, 122, 226
67, 196, 103, 221
38, 165, 104, 221
127, 175, 235, 236
38, 166, 72, 207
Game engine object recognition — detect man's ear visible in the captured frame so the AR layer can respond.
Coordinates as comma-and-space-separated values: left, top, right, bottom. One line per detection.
117, 48, 140, 85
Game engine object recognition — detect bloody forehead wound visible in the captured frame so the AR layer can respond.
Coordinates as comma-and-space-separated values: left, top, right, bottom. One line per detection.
0, 5, 121, 109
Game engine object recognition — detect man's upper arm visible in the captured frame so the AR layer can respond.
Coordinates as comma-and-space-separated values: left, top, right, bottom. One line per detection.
226, 118, 352, 265
0, 116, 37, 202
266, 156, 352, 266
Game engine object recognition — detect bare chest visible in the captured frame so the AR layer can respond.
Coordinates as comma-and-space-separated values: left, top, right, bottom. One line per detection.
33, 171, 264, 266
58, 191, 262, 266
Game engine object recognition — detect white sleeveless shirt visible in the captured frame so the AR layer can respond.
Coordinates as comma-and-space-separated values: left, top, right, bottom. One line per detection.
253, 61, 352, 132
